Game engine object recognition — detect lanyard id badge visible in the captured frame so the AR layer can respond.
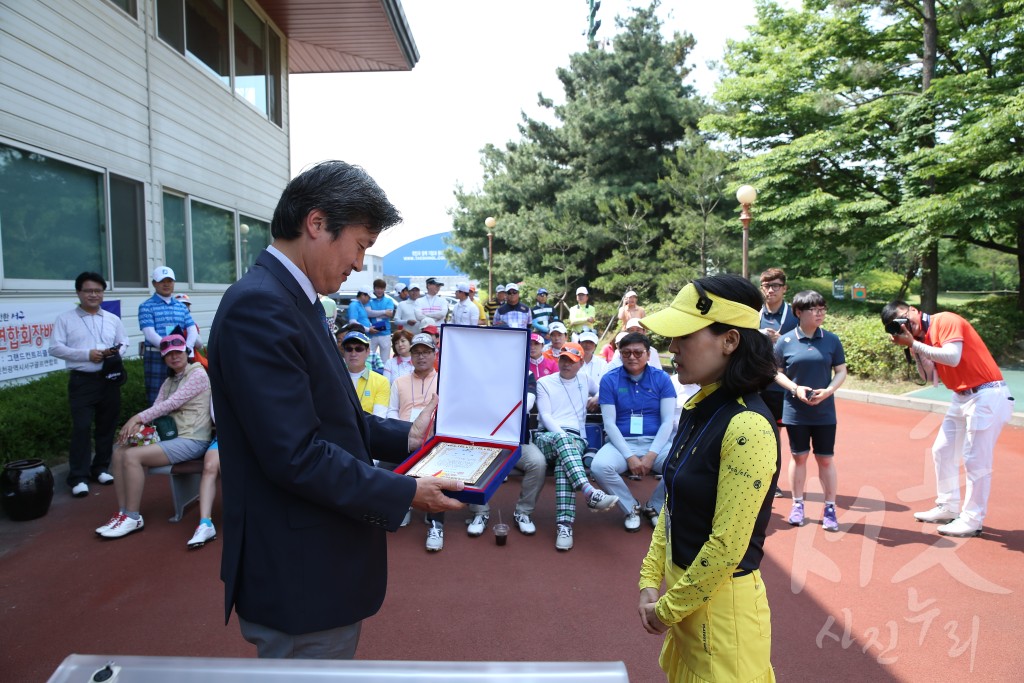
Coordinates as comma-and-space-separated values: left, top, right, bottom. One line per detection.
629, 413, 644, 435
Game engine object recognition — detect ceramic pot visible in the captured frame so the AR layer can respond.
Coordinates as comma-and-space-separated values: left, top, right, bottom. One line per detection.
1, 459, 54, 521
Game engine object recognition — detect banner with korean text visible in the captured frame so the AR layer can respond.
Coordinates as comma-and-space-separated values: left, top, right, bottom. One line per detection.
0, 301, 69, 380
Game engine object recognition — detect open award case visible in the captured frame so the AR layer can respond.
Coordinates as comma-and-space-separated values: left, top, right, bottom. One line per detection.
394, 324, 529, 504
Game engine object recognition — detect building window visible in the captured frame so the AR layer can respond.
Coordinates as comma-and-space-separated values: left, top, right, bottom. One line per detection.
107, 0, 138, 19
157, 0, 282, 125
233, 0, 266, 115
191, 200, 236, 284
0, 144, 106, 281
109, 175, 146, 287
162, 192, 188, 281
239, 215, 269, 273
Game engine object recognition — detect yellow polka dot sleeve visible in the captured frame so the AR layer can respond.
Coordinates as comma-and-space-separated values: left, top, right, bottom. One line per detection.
639, 408, 778, 626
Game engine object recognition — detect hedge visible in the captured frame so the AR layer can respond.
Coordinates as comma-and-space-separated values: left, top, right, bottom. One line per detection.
0, 359, 149, 468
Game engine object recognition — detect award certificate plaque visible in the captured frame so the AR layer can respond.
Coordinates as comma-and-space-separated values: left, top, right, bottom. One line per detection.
406, 442, 504, 487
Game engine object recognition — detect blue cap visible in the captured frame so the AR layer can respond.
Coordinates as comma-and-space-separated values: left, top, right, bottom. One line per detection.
537, 288, 548, 295
341, 331, 370, 346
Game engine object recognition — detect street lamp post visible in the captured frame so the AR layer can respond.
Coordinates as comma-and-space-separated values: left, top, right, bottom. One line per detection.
485, 216, 496, 297
736, 185, 758, 279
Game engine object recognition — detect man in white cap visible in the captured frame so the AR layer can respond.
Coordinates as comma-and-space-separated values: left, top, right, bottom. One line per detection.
484, 284, 506, 324
568, 286, 596, 335
543, 321, 569, 362
450, 283, 479, 326
577, 330, 607, 386
493, 282, 531, 328
395, 283, 420, 333
416, 277, 449, 326
138, 265, 198, 405
618, 290, 645, 329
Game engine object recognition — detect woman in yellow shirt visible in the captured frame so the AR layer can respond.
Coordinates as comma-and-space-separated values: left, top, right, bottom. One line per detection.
638, 275, 780, 683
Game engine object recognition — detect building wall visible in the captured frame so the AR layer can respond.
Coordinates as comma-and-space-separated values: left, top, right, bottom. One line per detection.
0, 0, 291, 373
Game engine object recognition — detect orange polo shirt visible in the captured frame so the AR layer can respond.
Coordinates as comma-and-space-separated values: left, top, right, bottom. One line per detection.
925, 312, 1002, 392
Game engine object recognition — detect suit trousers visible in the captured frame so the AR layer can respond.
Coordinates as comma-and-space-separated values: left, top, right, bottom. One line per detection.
67, 372, 121, 486
239, 616, 362, 659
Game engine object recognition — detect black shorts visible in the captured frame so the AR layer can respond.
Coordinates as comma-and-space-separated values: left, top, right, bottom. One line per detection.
783, 423, 837, 457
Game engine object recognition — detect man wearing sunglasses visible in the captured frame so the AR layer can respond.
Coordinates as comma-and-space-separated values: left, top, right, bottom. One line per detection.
340, 331, 389, 418
591, 332, 676, 532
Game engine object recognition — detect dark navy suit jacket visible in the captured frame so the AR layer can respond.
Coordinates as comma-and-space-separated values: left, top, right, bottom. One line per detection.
209, 249, 416, 634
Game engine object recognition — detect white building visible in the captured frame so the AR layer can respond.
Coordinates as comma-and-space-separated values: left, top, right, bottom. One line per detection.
0, 0, 417, 381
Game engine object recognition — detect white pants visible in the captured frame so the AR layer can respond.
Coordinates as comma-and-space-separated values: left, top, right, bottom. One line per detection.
591, 435, 670, 515
370, 334, 391, 362
932, 385, 1013, 526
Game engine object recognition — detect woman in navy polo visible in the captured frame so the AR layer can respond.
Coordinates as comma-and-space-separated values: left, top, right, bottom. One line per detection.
772, 290, 848, 531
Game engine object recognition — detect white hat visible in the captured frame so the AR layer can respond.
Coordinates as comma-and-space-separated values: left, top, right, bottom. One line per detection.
152, 266, 175, 282
578, 330, 599, 344
495, 284, 506, 293
455, 283, 471, 294
624, 290, 637, 298
625, 317, 643, 330
420, 317, 438, 329
615, 331, 628, 345
505, 282, 520, 292
549, 321, 567, 334
394, 282, 408, 292
410, 333, 436, 350
356, 286, 372, 296
576, 286, 589, 295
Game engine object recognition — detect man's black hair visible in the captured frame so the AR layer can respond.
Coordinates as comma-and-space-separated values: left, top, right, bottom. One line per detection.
271, 160, 401, 240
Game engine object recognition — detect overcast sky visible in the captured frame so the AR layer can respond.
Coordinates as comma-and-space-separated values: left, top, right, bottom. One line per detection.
289, 0, 788, 255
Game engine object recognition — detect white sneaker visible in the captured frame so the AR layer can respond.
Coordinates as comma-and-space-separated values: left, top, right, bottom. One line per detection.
99, 514, 144, 539
914, 505, 957, 524
937, 518, 982, 538
95, 513, 121, 535
466, 513, 489, 537
400, 508, 411, 527
425, 522, 444, 552
95, 472, 114, 485
187, 523, 217, 549
555, 523, 574, 551
586, 489, 619, 512
514, 511, 536, 535
72, 482, 89, 497
624, 509, 641, 532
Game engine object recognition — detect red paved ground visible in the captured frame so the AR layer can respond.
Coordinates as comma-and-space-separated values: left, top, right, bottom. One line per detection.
1, 398, 1021, 681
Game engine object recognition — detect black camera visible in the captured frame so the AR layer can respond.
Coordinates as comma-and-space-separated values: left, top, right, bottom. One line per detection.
884, 317, 909, 335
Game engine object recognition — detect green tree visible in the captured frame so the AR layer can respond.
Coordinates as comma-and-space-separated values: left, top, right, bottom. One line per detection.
705, 0, 1024, 310
447, 2, 708, 305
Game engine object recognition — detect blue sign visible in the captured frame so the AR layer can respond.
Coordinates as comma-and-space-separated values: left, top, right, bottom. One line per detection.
382, 232, 469, 281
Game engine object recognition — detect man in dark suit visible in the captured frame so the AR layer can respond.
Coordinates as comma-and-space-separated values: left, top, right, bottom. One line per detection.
208, 161, 464, 659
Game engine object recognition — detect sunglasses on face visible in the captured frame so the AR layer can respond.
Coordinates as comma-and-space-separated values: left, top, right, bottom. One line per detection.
159, 339, 185, 352
619, 349, 646, 358
342, 345, 368, 353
